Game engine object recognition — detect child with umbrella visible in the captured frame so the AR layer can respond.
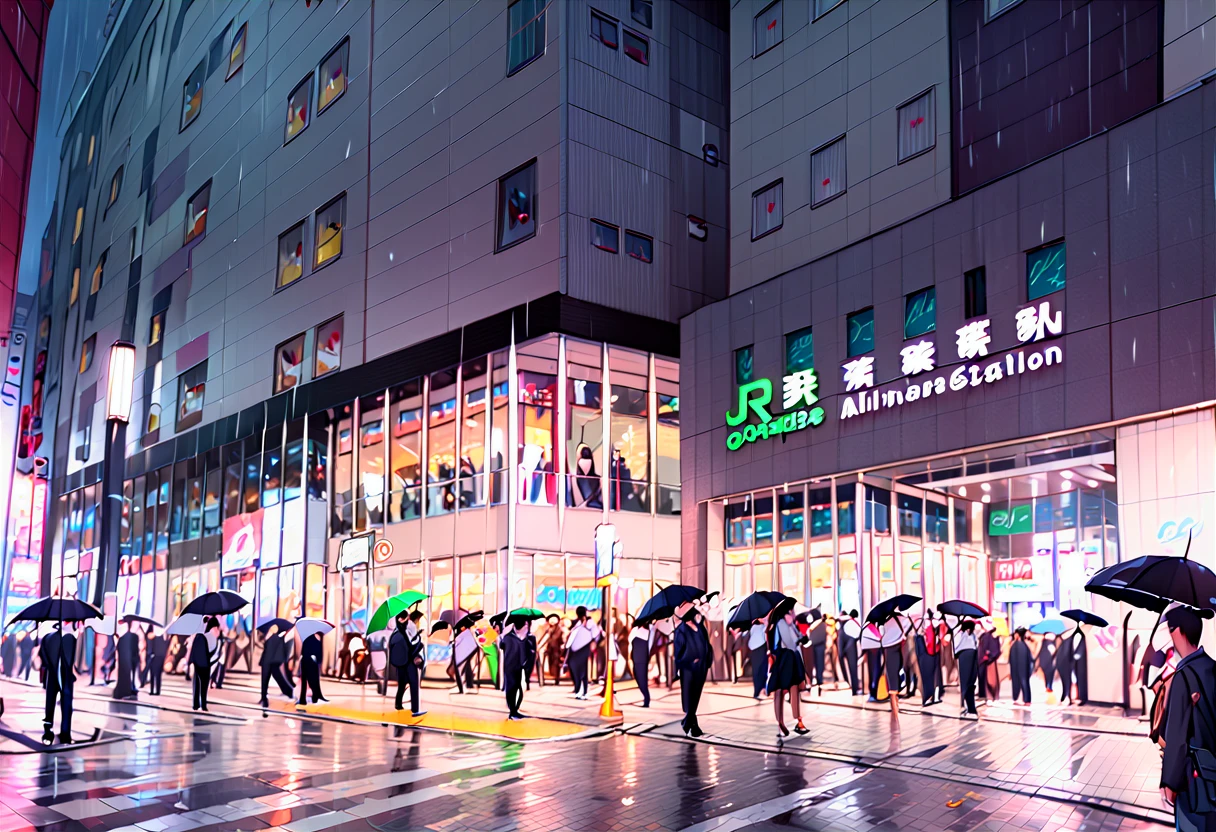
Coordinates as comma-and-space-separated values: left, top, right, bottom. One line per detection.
767, 597, 809, 739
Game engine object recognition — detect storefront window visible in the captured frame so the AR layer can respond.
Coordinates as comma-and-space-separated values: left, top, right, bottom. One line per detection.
170, 463, 186, 542
186, 463, 202, 538
926, 500, 948, 543
262, 439, 283, 508
779, 491, 803, 541
489, 352, 510, 504
429, 558, 454, 617
518, 337, 558, 506
333, 404, 353, 533
243, 437, 261, 514
567, 556, 598, 610
954, 503, 972, 543
223, 444, 241, 519
203, 464, 220, 536
284, 437, 303, 501
754, 495, 774, 546
566, 339, 603, 510
837, 482, 856, 536
131, 477, 145, 557
144, 473, 157, 556
427, 371, 457, 515
609, 347, 649, 513
534, 553, 564, 613
866, 485, 890, 533
156, 471, 170, 553
359, 392, 386, 526
725, 498, 752, 548
459, 554, 484, 611
510, 552, 533, 610
389, 380, 422, 522
308, 437, 328, 502
656, 357, 680, 515
459, 359, 488, 509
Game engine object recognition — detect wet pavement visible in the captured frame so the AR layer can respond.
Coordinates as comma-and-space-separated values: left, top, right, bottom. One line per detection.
0, 678, 1172, 832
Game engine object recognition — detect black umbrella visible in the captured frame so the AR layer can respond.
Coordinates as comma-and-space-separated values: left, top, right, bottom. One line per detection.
455, 611, 485, 631
726, 591, 788, 630
1060, 609, 1109, 628
937, 600, 989, 618
430, 621, 451, 636
121, 613, 162, 627
181, 590, 248, 616
637, 585, 705, 625
866, 594, 921, 624
1085, 579, 1171, 613
7, 597, 102, 626
439, 609, 470, 626
257, 617, 293, 634
489, 612, 507, 631
1086, 552, 1216, 612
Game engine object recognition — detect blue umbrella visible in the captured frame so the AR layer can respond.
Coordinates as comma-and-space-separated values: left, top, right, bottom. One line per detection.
1028, 619, 1067, 635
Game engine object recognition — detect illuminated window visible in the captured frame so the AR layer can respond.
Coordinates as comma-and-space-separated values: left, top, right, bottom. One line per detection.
754, 0, 781, 56
181, 60, 204, 130
624, 230, 653, 263
735, 345, 753, 384
507, 0, 546, 76
90, 250, 106, 295
1027, 241, 1066, 300
177, 361, 207, 431
427, 369, 458, 515
631, 0, 652, 27
226, 23, 247, 80
73, 207, 83, 244
314, 315, 343, 378
496, 160, 537, 251
184, 181, 211, 245
897, 89, 935, 162
591, 220, 618, 253
149, 310, 164, 346
656, 356, 679, 515
591, 9, 618, 48
785, 326, 813, 374
277, 221, 305, 289
314, 193, 345, 268
274, 333, 305, 394
904, 286, 935, 338
318, 39, 348, 113
389, 379, 423, 522
459, 357, 488, 509
108, 165, 123, 210
623, 28, 648, 65
751, 180, 782, 239
70, 267, 80, 305
285, 74, 312, 143
847, 308, 875, 357
811, 136, 846, 206
79, 335, 96, 373
517, 337, 558, 507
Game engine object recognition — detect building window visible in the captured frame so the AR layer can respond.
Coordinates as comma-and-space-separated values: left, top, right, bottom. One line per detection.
315, 193, 345, 268
591, 10, 618, 49
507, 0, 546, 76
317, 38, 349, 114
129, 227, 138, 261
184, 180, 211, 245
904, 286, 935, 338
428, 369, 458, 515
181, 60, 204, 130
624, 230, 653, 263
149, 310, 164, 346
591, 220, 618, 253
986, 0, 1023, 20
735, 345, 754, 384
623, 29, 648, 65
814, 0, 846, 20
70, 267, 80, 305
177, 361, 207, 431
277, 221, 305, 288
811, 136, 846, 206
108, 166, 123, 210
847, 308, 875, 357
226, 23, 246, 79
285, 74, 312, 144
314, 315, 343, 378
79, 335, 96, 373
274, 333, 305, 394
73, 207, 83, 243
964, 267, 987, 318
496, 159, 537, 251
897, 89, 934, 162
389, 380, 423, 522
751, 180, 783, 240
785, 326, 813, 374
688, 215, 708, 240
1027, 241, 1065, 300
631, 0, 652, 27
90, 250, 106, 295
754, 0, 782, 57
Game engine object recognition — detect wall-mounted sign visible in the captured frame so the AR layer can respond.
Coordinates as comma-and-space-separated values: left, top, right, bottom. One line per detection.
1158, 517, 1204, 546
372, 538, 393, 563
992, 554, 1054, 603
221, 510, 262, 573
988, 502, 1033, 536
595, 523, 618, 583
725, 371, 826, 450
338, 534, 372, 571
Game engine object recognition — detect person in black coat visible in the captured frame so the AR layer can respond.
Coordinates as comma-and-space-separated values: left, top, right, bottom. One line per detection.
1055, 630, 1074, 704
40, 623, 76, 745
190, 618, 217, 711
978, 627, 1002, 701
915, 614, 941, 706
1037, 633, 1057, 695
673, 607, 709, 737
630, 620, 652, 707
1, 632, 15, 676
258, 624, 294, 707
1159, 605, 1216, 830
1070, 626, 1090, 705
389, 611, 426, 715
145, 626, 165, 695
113, 621, 139, 699
1008, 627, 1033, 704
298, 632, 326, 705
839, 610, 861, 695
500, 615, 534, 719
17, 630, 34, 680
805, 610, 827, 694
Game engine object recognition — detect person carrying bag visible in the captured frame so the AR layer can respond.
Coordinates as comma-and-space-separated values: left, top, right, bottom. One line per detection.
1160, 605, 1216, 831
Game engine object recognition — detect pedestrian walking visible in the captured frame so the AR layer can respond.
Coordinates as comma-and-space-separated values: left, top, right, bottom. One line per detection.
767, 601, 809, 739
298, 631, 326, 704
258, 624, 294, 706
805, 609, 827, 695
500, 614, 534, 720
881, 617, 906, 717
839, 610, 861, 695
145, 626, 165, 695
113, 620, 139, 700
1056, 628, 1074, 704
630, 619, 653, 707
210, 621, 227, 689
40, 622, 76, 745
954, 619, 979, 717
1008, 627, 1033, 705
189, 618, 216, 712
748, 618, 768, 698
978, 624, 1002, 701
1070, 625, 1090, 705
390, 611, 426, 715
915, 614, 941, 706
1037, 632, 1057, 695
673, 607, 709, 737
17, 630, 34, 680
564, 606, 596, 700
863, 621, 883, 701
1159, 605, 1216, 830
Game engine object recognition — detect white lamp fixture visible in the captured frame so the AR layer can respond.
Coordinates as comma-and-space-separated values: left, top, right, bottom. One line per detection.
106, 340, 136, 423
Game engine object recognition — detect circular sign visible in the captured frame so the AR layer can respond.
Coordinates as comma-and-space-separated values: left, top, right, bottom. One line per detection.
373, 539, 393, 564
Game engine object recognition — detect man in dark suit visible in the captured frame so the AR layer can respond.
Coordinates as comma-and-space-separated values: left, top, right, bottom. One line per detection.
839, 610, 861, 695
1160, 605, 1216, 830
389, 611, 426, 715
500, 614, 534, 720
1071, 625, 1090, 705
298, 631, 326, 705
259, 625, 294, 707
145, 626, 165, 695
40, 623, 77, 745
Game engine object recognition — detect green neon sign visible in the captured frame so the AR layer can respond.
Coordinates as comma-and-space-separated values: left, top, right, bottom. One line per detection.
988, 502, 1033, 536
725, 371, 825, 451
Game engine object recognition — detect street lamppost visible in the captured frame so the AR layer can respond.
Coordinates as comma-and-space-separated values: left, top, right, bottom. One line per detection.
93, 340, 134, 608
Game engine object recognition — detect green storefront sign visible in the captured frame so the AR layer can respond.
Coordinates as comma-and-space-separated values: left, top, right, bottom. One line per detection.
725, 370, 825, 451
988, 502, 1033, 536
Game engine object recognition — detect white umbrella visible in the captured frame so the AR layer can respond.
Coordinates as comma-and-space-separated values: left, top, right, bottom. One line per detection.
860, 623, 882, 652
842, 618, 862, 640
880, 618, 906, 647
295, 617, 334, 640
165, 613, 205, 637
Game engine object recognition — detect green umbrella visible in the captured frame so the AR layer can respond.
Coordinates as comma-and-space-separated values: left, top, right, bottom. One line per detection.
368, 591, 429, 634
482, 640, 499, 686
509, 607, 545, 620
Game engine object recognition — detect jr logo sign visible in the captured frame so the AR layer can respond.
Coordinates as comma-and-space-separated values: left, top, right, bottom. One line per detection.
725, 372, 825, 451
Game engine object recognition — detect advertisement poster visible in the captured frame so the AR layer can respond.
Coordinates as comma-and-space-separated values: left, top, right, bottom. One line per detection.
222, 510, 262, 573
992, 554, 1054, 603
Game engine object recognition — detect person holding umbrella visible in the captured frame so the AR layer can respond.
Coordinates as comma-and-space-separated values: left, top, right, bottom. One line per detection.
112, 619, 139, 700
1008, 627, 1033, 705
1157, 605, 1216, 829
39, 621, 79, 744
258, 622, 295, 706
954, 619, 980, 718
629, 616, 653, 707
298, 627, 326, 705
146, 625, 165, 696
748, 616, 768, 699
978, 622, 1002, 702
500, 613, 535, 720
804, 608, 827, 696
1058, 609, 1106, 706
674, 605, 710, 737
915, 613, 940, 707
390, 610, 426, 715
839, 610, 861, 696
767, 598, 809, 739
189, 617, 218, 711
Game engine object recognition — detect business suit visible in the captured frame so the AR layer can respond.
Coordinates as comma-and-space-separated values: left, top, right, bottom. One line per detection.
978, 631, 1001, 700
500, 629, 531, 718
839, 625, 860, 695
113, 630, 139, 699
298, 634, 324, 704
915, 630, 939, 706
259, 633, 293, 706
673, 620, 709, 736
1037, 638, 1056, 694
806, 620, 827, 689
1070, 630, 1089, 705
1161, 647, 1216, 831
40, 629, 76, 743
189, 633, 212, 711
389, 624, 423, 712
1008, 637, 1033, 704
146, 634, 165, 695
631, 630, 651, 707
1055, 634, 1074, 703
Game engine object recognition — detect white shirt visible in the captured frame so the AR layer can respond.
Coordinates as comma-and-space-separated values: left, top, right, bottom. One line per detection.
748, 621, 767, 650
954, 630, 978, 652
567, 620, 595, 652
629, 625, 652, 646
